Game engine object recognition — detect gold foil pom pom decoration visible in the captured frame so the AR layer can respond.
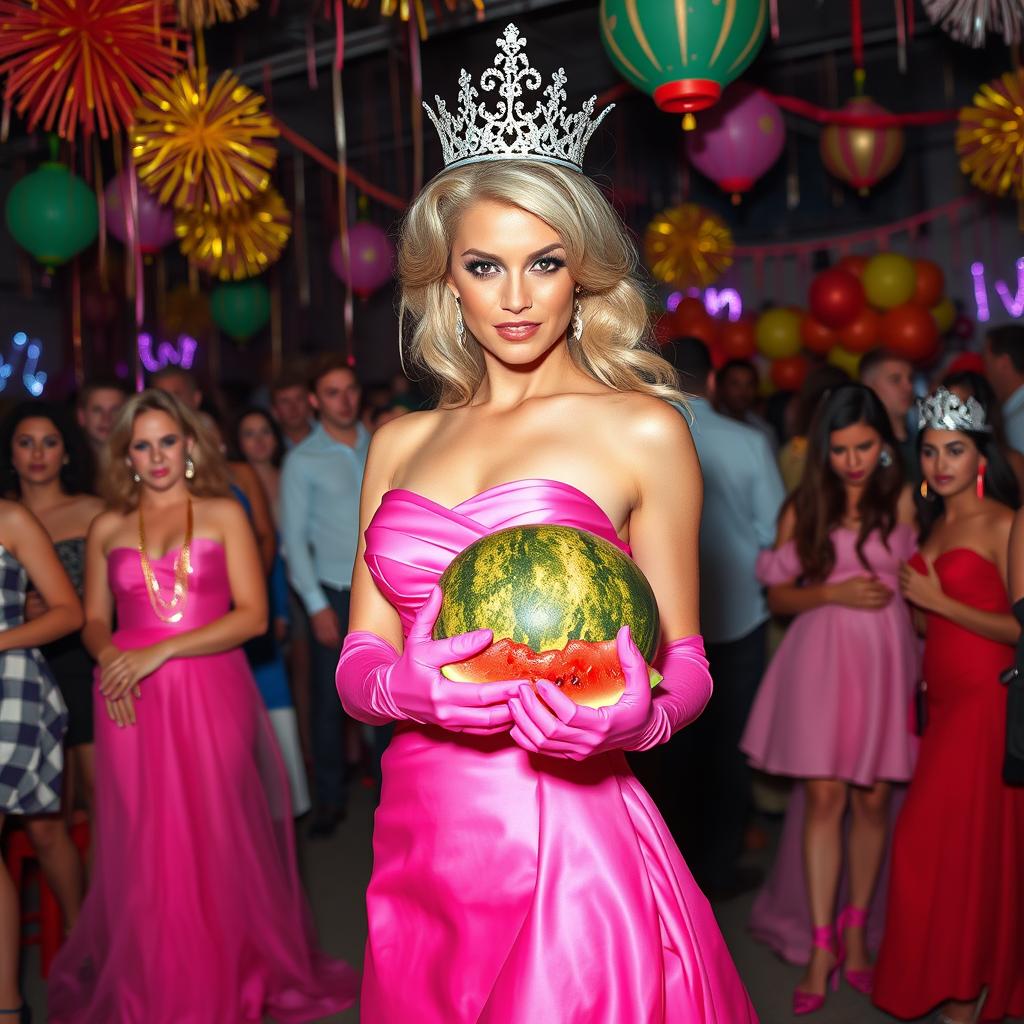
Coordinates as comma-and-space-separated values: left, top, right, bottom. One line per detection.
132, 67, 279, 214
957, 69, 1024, 200
177, 0, 257, 28
644, 204, 734, 288
176, 188, 292, 280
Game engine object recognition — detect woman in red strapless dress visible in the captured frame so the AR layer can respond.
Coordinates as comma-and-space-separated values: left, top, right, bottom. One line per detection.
874, 387, 1024, 1024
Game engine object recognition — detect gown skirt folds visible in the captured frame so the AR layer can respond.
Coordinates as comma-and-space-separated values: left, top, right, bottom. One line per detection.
358, 479, 757, 1023
873, 550, 1024, 1022
740, 526, 920, 786
47, 539, 357, 1024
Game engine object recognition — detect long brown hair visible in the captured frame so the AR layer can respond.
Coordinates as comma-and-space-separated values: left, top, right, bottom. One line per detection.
792, 383, 903, 582
103, 389, 230, 512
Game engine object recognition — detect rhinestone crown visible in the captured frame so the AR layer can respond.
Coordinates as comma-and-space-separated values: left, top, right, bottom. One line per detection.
423, 23, 612, 173
917, 386, 992, 434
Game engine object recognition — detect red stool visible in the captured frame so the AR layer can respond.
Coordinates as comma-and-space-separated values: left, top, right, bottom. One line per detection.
3, 818, 90, 977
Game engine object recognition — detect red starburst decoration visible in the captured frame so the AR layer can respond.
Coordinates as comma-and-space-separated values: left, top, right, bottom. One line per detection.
0, 0, 186, 140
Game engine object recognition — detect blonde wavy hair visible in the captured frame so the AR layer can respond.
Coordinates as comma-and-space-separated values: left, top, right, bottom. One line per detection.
398, 160, 685, 407
103, 389, 230, 511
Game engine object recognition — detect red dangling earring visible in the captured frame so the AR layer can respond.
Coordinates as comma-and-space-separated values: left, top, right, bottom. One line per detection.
977, 464, 986, 500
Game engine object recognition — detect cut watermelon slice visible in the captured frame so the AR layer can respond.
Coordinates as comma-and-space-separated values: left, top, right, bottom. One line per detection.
442, 637, 662, 710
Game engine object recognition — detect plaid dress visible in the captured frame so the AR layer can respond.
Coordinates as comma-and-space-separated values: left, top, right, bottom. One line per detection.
0, 545, 68, 815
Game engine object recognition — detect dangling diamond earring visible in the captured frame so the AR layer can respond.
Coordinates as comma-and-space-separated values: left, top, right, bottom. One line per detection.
454, 297, 466, 346
570, 298, 583, 342
878, 449, 893, 468
133, 471, 141, 484
185, 456, 196, 481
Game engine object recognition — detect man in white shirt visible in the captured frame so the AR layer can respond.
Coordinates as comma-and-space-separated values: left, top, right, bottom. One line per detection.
662, 338, 784, 898
983, 324, 1024, 454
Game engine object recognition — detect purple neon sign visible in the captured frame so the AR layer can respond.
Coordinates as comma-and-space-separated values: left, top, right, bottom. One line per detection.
666, 288, 743, 322
137, 333, 199, 373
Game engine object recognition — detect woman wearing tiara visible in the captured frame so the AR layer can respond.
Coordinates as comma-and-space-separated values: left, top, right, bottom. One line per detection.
873, 388, 1024, 1024
336, 23, 756, 1023
47, 390, 358, 1023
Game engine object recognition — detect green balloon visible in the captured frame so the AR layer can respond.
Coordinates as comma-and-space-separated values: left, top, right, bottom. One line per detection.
599, 0, 768, 113
210, 280, 271, 341
4, 163, 99, 267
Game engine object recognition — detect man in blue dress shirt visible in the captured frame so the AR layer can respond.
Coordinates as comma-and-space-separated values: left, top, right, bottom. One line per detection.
281, 356, 370, 837
661, 337, 785, 898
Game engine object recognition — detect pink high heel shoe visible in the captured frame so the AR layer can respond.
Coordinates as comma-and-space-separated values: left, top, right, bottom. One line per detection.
837, 905, 874, 994
792, 924, 840, 1016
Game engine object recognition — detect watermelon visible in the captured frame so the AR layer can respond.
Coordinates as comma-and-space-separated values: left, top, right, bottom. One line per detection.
442, 637, 663, 710
434, 525, 661, 708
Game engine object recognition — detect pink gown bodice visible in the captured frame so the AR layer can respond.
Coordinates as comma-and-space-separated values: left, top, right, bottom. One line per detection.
358, 479, 756, 1024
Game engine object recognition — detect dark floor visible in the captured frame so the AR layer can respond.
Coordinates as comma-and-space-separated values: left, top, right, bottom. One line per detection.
21, 785, 1022, 1023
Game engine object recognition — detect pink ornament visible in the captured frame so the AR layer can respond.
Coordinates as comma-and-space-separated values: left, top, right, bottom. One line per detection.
104, 170, 176, 255
684, 83, 785, 200
330, 222, 395, 297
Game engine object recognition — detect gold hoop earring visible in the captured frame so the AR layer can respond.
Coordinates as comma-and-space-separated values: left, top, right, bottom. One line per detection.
185, 456, 196, 481
454, 297, 466, 346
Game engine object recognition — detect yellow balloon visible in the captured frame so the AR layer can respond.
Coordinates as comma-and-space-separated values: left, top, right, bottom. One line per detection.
930, 297, 956, 334
756, 309, 802, 360
863, 252, 916, 309
827, 345, 862, 377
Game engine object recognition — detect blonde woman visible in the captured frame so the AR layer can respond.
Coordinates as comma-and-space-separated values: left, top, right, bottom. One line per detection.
48, 390, 356, 1023
336, 24, 756, 1023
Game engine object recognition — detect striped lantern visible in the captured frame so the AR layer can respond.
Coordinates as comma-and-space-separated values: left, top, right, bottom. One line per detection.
599, 0, 768, 114
820, 96, 905, 196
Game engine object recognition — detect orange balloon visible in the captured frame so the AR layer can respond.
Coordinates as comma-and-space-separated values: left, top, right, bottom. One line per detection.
880, 304, 939, 362
838, 306, 882, 353
912, 259, 945, 308
771, 354, 810, 391
801, 314, 839, 355
718, 318, 758, 359
838, 254, 869, 277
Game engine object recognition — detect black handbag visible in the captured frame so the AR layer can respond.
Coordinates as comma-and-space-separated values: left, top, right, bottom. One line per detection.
1001, 663, 1024, 785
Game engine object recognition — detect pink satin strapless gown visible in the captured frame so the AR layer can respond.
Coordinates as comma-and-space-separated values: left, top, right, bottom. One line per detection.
48, 539, 358, 1024
360, 480, 757, 1023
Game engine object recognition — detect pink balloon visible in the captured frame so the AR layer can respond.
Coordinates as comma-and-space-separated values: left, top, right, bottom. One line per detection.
104, 171, 176, 255
330, 222, 395, 296
684, 83, 785, 197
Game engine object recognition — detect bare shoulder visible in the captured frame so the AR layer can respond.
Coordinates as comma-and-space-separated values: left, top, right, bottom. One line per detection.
194, 495, 250, 535
986, 501, 1016, 537
577, 391, 691, 452
365, 409, 442, 486
88, 508, 127, 550
0, 500, 37, 536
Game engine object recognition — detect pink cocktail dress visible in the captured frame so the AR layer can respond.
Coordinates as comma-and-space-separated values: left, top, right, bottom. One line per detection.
359, 480, 757, 1023
48, 539, 358, 1024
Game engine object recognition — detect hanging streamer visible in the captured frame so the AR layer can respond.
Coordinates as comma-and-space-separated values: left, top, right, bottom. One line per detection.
408, 16, 424, 194
271, 268, 283, 377
293, 153, 311, 308
71, 258, 84, 386
121, 137, 145, 391
895, 0, 908, 72
769, 0, 780, 40
332, 56, 354, 358
850, 0, 864, 70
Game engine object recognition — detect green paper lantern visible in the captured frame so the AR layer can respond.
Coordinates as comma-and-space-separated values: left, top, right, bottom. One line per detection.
210, 280, 271, 342
599, 0, 768, 114
4, 163, 99, 268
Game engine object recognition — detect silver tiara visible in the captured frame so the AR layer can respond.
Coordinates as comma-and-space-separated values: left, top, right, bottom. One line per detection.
423, 23, 613, 173
918, 387, 992, 434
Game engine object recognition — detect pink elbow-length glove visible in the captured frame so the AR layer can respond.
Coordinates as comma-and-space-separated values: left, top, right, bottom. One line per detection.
508, 625, 712, 760
336, 585, 526, 734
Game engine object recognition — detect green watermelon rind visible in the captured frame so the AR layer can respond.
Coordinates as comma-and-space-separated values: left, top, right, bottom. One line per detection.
433, 524, 661, 662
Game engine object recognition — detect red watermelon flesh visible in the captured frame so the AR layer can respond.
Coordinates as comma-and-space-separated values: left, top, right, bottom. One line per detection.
442, 637, 662, 710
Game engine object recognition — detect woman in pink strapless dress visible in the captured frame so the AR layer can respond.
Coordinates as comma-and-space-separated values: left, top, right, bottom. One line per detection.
335, 24, 755, 1023
740, 385, 919, 1014
48, 390, 357, 1024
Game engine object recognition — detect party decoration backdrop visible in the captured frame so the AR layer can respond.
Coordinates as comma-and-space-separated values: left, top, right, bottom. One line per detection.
0, 0, 185, 140
599, 0, 768, 113
132, 68, 279, 213
644, 205, 734, 288
820, 96, 905, 195
957, 69, 1024, 200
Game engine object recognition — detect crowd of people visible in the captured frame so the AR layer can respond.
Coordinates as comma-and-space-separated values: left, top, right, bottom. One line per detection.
657, 329, 1024, 1023
0, 361, 419, 1021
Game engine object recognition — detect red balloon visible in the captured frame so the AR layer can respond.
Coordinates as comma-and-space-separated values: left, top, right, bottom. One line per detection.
809, 269, 865, 329
838, 306, 882, 354
771, 355, 810, 391
718, 317, 757, 359
673, 297, 708, 326
880, 304, 939, 362
800, 314, 839, 355
838, 254, 869, 278
911, 259, 945, 308
680, 314, 722, 351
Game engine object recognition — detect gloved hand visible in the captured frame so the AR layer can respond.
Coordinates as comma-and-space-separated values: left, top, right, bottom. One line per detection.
507, 627, 712, 759
336, 585, 525, 734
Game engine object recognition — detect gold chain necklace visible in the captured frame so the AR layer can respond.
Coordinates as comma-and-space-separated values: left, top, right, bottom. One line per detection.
138, 499, 194, 623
